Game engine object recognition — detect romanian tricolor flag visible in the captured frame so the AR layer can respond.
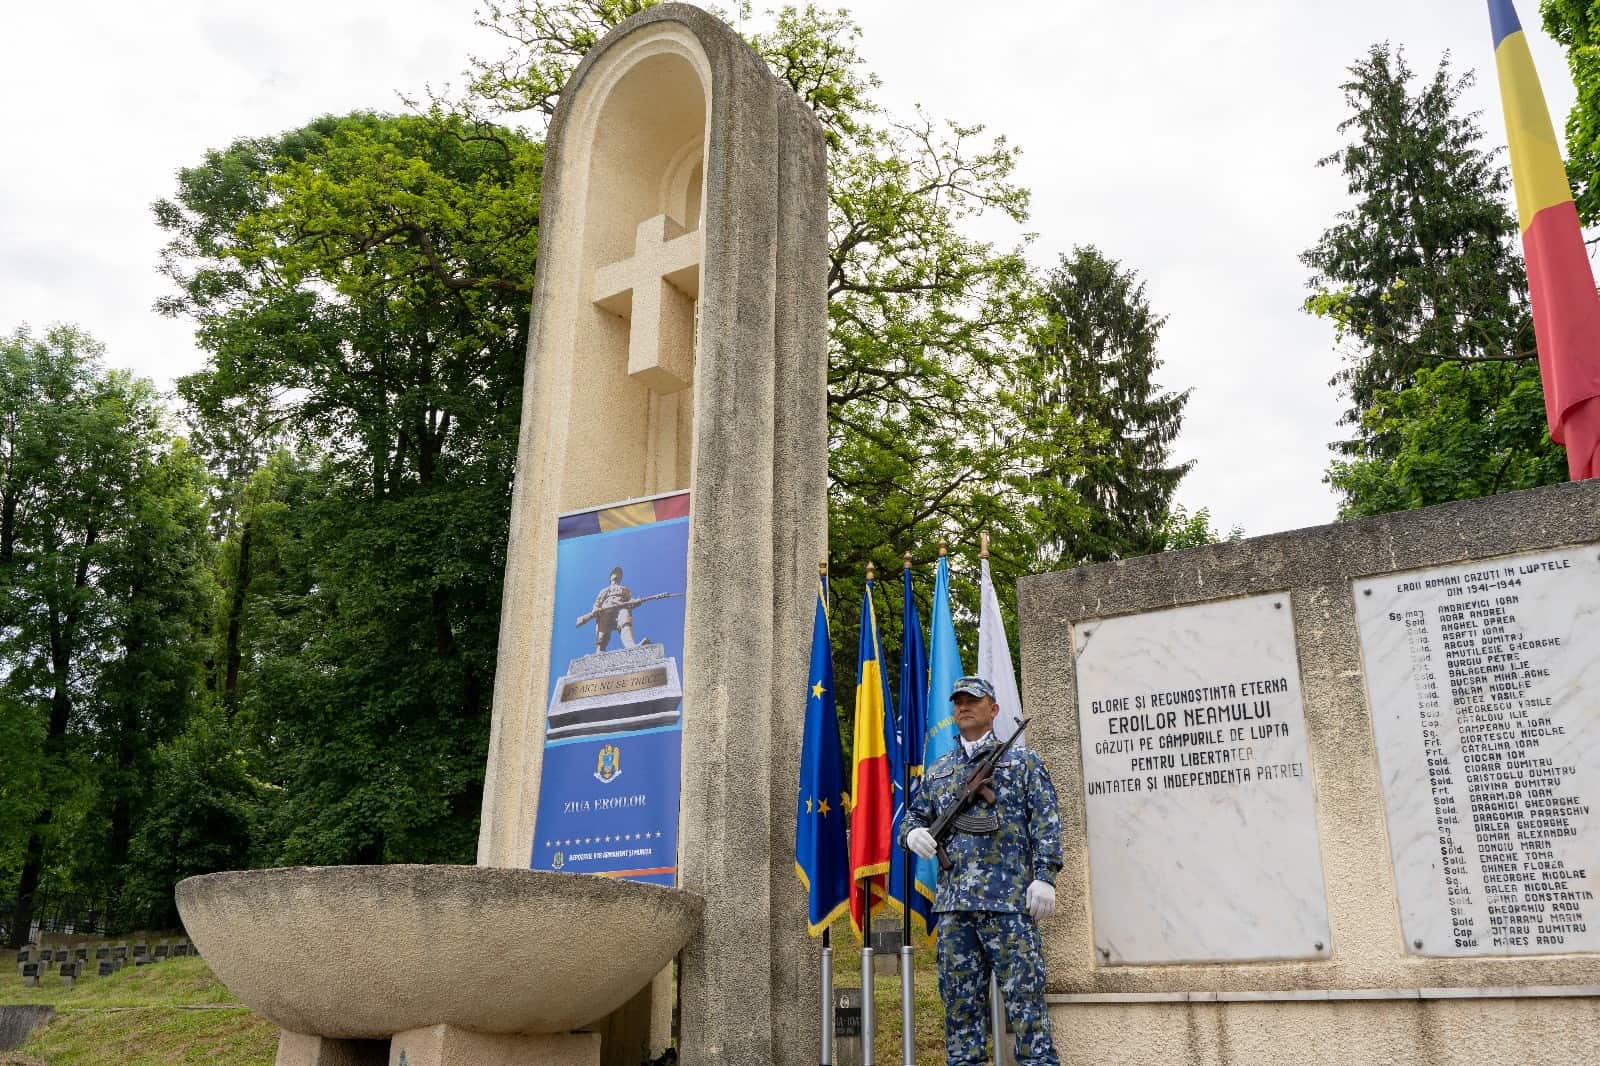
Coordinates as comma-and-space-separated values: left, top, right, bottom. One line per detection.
796, 568, 850, 935
848, 576, 895, 935
1489, 0, 1600, 480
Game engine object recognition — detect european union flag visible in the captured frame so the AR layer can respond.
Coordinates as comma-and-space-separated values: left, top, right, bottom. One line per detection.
796, 569, 850, 934
888, 559, 934, 939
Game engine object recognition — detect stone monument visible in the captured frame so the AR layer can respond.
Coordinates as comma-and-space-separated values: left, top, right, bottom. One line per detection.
177, 6, 827, 1066
1018, 478, 1600, 1064
476, 5, 828, 1066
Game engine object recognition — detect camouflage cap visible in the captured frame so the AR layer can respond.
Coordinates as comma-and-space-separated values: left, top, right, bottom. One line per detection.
950, 675, 996, 700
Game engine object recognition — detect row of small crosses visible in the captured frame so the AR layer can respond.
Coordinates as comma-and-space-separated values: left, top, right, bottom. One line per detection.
543, 831, 664, 847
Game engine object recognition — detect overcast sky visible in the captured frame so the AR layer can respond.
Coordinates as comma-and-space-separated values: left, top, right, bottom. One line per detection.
0, 1, 1580, 538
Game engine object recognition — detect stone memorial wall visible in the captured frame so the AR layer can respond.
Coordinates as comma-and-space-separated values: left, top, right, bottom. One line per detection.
1018, 479, 1600, 1066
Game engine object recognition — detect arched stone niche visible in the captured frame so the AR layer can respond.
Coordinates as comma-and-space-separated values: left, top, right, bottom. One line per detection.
480, 5, 828, 1065
544, 27, 711, 507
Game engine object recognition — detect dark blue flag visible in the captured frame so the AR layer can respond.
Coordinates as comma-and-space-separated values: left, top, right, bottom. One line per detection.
887, 559, 934, 939
796, 569, 850, 934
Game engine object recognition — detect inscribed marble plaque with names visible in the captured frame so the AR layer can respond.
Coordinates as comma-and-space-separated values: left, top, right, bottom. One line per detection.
1075, 594, 1331, 964
1355, 544, 1600, 957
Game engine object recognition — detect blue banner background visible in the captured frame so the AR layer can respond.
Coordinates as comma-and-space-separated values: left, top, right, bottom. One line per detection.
530, 507, 689, 886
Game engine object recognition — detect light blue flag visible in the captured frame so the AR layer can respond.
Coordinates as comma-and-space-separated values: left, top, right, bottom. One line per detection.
916, 552, 967, 931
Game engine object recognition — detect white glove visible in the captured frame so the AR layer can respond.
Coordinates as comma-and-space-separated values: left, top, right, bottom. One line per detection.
1025, 879, 1056, 921
906, 827, 938, 860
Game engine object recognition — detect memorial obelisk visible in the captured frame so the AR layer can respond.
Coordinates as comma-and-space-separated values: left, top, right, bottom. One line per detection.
477, 7, 829, 1065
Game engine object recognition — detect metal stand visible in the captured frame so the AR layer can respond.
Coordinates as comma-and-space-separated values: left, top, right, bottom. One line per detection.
860, 946, 876, 1065
820, 931, 834, 1066
899, 945, 915, 1066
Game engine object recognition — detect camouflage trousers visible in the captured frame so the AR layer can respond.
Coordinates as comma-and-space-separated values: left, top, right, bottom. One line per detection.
936, 911, 1059, 1066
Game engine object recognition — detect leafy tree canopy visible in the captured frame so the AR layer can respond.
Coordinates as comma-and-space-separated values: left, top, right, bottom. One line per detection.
1542, 0, 1600, 225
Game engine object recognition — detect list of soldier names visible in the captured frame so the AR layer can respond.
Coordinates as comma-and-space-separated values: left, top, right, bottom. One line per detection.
1356, 546, 1600, 957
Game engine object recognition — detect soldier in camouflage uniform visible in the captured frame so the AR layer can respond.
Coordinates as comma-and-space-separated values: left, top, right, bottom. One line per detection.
902, 676, 1062, 1066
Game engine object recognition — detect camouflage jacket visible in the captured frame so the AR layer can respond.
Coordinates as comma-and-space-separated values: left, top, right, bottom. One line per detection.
900, 735, 1063, 913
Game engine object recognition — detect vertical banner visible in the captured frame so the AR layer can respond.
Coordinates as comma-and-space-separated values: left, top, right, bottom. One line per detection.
530, 492, 690, 886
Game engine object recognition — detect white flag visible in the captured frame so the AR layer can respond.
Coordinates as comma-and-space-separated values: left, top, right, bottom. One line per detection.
977, 558, 1025, 747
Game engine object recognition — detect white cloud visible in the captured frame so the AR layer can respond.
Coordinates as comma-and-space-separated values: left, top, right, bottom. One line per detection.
0, 0, 1579, 537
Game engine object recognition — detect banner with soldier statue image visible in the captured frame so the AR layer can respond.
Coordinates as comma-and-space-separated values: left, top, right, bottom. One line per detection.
530, 492, 689, 886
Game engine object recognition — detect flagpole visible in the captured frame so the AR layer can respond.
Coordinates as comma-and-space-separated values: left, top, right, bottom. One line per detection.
860, 561, 877, 1066
817, 560, 835, 1066
980, 532, 1005, 1066
895, 552, 916, 1065
820, 925, 834, 1066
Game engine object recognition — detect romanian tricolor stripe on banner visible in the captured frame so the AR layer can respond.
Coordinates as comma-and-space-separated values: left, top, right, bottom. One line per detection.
1489, 0, 1600, 480
849, 578, 895, 935
557, 492, 692, 540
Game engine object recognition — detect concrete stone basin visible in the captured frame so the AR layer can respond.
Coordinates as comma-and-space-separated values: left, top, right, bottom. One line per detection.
175, 865, 702, 1039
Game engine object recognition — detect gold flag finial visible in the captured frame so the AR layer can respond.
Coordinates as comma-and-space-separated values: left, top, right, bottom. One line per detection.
903, 550, 912, 571
866, 560, 877, 582
938, 539, 948, 557
980, 531, 990, 559
819, 560, 828, 576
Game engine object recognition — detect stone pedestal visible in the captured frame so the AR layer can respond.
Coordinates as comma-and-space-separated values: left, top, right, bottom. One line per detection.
389, 1026, 600, 1066
546, 644, 682, 740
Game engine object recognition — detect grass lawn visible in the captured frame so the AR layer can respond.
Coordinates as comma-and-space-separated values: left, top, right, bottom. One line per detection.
1, 930, 960, 1065
0, 956, 277, 1066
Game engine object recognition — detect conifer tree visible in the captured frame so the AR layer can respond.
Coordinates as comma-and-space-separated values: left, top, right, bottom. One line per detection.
1302, 46, 1562, 516
1015, 246, 1192, 565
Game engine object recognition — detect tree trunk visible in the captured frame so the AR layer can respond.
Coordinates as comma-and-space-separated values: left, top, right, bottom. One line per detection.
7, 823, 48, 948
1, 488, 15, 566
223, 518, 254, 713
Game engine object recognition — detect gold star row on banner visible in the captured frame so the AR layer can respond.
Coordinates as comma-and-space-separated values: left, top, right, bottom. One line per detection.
801, 792, 852, 817
543, 831, 664, 847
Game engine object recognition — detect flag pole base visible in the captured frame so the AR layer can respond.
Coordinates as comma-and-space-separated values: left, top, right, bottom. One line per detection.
820, 940, 834, 1066
861, 946, 876, 1066
899, 944, 915, 1066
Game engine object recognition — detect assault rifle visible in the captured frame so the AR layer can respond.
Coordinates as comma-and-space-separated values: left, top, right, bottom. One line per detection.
927, 718, 1031, 871
575, 591, 684, 627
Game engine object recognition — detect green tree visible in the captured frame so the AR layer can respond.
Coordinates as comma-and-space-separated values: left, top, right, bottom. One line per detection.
1159, 505, 1243, 550
1543, 0, 1600, 224
156, 110, 540, 865
1302, 45, 1563, 516
86, 438, 213, 927
0, 325, 209, 943
1014, 246, 1192, 568
121, 703, 264, 929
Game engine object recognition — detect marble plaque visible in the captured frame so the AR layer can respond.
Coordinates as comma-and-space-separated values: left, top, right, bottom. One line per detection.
1355, 544, 1600, 957
1075, 593, 1330, 964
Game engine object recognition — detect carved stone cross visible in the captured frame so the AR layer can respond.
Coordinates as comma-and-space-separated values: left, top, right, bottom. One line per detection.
592, 214, 702, 394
